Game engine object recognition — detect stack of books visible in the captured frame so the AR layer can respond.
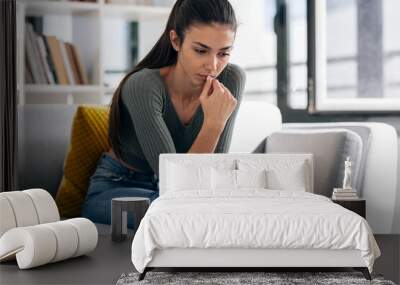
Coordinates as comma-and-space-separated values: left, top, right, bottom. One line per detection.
25, 22, 89, 85
332, 188, 359, 200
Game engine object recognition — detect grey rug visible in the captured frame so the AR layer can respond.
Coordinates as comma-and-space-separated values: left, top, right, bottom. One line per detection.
116, 271, 396, 285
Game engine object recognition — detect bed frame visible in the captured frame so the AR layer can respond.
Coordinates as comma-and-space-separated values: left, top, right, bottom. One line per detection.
139, 248, 371, 280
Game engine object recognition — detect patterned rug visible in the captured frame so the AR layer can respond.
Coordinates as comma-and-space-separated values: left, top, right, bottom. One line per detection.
116, 271, 396, 285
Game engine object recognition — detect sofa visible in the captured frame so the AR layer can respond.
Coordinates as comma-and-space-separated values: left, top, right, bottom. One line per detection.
17, 102, 399, 234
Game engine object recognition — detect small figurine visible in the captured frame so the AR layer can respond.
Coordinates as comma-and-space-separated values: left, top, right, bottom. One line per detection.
342, 156, 352, 190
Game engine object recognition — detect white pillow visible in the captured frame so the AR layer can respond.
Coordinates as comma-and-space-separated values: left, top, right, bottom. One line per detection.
236, 169, 268, 189
211, 168, 236, 190
167, 162, 212, 191
266, 165, 306, 191
211, 168, 268, 190
237, 159, 309, 192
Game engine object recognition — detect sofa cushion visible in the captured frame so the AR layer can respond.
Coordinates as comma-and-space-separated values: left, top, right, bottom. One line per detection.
55, 106, 109, 217
18, 104, 78, 197
265, 129, 353, 197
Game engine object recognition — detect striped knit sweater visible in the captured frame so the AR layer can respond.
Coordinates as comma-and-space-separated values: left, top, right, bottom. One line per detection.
118, 63, 246, 178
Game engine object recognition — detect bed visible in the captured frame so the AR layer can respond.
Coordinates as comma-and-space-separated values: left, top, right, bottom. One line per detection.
131, 154, 380, 280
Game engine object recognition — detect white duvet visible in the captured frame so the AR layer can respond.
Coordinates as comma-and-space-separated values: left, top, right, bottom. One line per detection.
131, 190, 380, 273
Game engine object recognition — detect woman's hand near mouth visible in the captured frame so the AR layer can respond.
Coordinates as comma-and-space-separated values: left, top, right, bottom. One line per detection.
199, 76, 237, 131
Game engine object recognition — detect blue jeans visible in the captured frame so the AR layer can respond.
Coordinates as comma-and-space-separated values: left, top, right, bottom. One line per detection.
81, 153, 159, 228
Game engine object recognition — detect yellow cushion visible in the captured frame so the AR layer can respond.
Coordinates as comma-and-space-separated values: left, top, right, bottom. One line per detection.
55, 105, 110, 217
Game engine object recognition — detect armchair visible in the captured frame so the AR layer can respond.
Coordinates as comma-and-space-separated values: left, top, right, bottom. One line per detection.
231, 100, 399, 234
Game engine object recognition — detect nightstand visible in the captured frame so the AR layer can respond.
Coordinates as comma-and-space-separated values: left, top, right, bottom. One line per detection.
332, 198, 366, 218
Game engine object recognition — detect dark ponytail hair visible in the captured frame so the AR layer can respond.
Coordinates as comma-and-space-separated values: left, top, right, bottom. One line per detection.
109, 0, 238, 159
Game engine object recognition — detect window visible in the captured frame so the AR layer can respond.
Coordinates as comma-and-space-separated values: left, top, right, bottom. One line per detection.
102, 19, 137, 94
309, 0, 400, 112
230, 0, 277, 104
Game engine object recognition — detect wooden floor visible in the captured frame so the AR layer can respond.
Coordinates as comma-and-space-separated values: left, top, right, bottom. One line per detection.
0, 225, 398, 285
374, 234, 400, 284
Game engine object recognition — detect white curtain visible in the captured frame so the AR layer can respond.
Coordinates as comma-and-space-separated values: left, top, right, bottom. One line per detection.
0, 0, 17, 192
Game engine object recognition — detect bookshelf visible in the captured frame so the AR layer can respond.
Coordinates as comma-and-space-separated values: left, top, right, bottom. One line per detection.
16, 0, 172, 105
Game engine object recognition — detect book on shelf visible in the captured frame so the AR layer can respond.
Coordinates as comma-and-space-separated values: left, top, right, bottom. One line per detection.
70, 44, 89, 84
65, 43, 81, 84
25, 60, 34, 84
25, 23, 48, 84
45, 36, 70, 85
41, 35, 59, 84
37, 35, 56, 84
24, 22, 89, 86
59, 41, 75, 85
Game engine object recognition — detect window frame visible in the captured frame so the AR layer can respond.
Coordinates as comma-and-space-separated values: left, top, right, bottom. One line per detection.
276, 0, 400, 120
307, 0, 400, 114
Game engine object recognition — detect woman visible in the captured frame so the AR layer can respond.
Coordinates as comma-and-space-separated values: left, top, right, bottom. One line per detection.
82, 0, 246, 226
